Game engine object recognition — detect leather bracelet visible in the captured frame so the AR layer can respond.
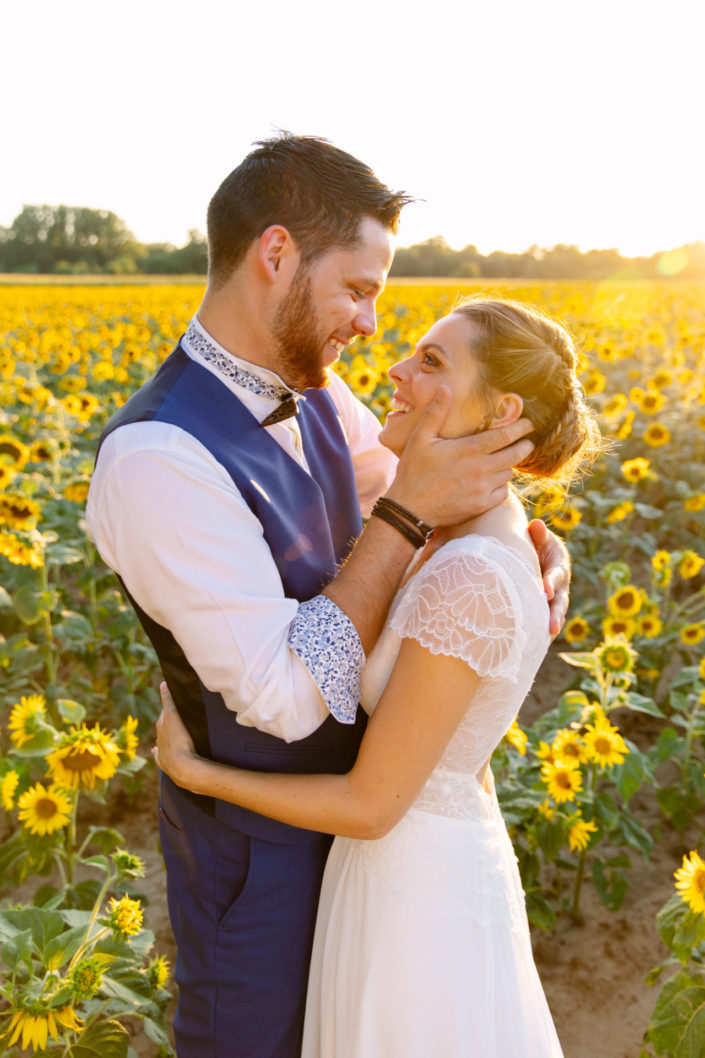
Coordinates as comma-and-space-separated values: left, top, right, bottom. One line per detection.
374, 496, 434, 543
370, 501, 429, 549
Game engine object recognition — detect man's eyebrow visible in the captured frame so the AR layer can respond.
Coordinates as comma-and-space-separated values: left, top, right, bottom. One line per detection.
353, 276, 385, 295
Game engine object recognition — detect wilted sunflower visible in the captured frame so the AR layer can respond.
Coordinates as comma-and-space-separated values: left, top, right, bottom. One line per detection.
674, 849, 705, 915
568, 816, 599, 853
8, 694, 48, 748
583, 718, 628, 769
46, 723, 121, 790
17, 782, 73, 836
0, 494, 41, 530
540, 759, 583, 803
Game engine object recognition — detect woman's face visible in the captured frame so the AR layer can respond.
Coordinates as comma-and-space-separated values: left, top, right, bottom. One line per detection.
379, 313, 492, 457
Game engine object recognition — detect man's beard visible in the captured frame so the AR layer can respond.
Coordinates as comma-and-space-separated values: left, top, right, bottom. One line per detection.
271, 264, 329, 391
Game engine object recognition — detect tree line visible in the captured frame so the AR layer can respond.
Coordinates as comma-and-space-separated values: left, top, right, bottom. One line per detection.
1, 205, 704, 280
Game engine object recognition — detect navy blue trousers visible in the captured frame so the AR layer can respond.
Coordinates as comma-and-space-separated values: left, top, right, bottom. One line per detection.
159, 777, 332, 1058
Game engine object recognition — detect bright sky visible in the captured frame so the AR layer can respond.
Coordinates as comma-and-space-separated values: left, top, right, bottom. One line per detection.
4, 0, 704, 257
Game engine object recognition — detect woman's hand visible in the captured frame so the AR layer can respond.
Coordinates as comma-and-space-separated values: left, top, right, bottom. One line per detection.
528, 519, 571, 638
152, 682, 201, 789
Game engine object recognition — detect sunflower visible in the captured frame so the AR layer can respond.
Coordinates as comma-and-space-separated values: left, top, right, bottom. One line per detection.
674, 849, 705, 915
532, 486, 565, 517
616, 410, 635, 440
568, 816, 599, 853
638, 615, 664, 638
583, 718, 628, 769
8, 694, 48, 748
607, 501, 634, 524
116, 715, 139, 761
651, 550, 671, 572
147, 955, 171, 991
601, 393, 628, 418
63, 481, 90, 503
607, 585, 642, 618
504, 719, 527, 755
684, 494, 705, 512
348, 356, 381, 395
621, 457, 651, 483
635, 388, 666, 415
564, 615, 590, 644
581, 368, 606, 396
1, 769, 20, 812
699, 656, 705, 680
642, 423, 671, 447
536, 741, 556, 766
46, 724, 121, 790
107, 894, 144, 938
680, 624, 705, 647
0, 494, 42, 530
541, 760, 583, 803
552, 728, 589, 766
603, 616, 636, 639
598, 637, 637, 675
67, 956, 105, 1001
17, 782, 73, 836
537, 799, 555, 820
550, 506, 582, 531
678, 551, 704, 580
0, 531, 44, 568
1, 1005, 83, 1052
0, 464, 16, 489
29, 439, 57, 463
0, 433, 30, 470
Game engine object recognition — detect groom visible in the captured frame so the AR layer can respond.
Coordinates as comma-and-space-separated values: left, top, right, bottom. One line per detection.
87, 133, 569, 1058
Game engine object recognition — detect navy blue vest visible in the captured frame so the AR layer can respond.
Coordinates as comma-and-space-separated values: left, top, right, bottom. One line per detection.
97, 344, 367, 841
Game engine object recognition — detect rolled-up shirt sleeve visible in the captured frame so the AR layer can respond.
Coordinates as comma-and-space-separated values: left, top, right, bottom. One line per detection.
86, 421, 363, 742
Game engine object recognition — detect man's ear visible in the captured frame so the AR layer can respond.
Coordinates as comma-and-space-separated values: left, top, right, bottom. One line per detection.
490, 392, 524, 429
257, 225, 298, 283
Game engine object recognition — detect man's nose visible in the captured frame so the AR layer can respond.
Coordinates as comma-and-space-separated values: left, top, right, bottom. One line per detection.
354, 300, 377, 338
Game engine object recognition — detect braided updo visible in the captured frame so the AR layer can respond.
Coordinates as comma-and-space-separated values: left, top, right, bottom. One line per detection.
453, 296, 604, 484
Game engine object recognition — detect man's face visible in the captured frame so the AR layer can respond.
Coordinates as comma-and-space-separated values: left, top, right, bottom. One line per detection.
272, 217, 394, 391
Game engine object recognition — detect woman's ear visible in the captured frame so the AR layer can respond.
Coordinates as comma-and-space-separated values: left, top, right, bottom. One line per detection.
490, 392, 524, 429
257, 225, 298, 283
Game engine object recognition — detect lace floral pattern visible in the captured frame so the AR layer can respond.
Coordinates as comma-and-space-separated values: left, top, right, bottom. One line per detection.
184, 321, 292, 402
289, 596, 364, 723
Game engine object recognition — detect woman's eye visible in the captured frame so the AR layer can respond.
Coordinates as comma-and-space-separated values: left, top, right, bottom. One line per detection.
422, 352, 438, 366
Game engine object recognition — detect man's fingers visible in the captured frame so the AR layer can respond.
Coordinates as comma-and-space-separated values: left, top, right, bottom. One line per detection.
159, 681, 176, 712
469, 417, 534, 456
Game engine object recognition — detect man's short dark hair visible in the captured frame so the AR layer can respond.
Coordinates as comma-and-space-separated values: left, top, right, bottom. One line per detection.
206, 132, 412, 286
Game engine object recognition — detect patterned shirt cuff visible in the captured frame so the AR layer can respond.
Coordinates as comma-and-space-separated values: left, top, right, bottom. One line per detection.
288, 596, 364, 724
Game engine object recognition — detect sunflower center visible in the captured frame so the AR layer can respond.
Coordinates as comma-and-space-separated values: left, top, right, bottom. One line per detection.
556, 772, 572, 790
63, 747, 102, 772
35, 797, 59, 819
594, 737, 612, 755
696, 871, 705, 896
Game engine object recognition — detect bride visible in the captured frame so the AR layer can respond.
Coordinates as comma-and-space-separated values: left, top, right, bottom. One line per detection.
154, 296, 602, 1057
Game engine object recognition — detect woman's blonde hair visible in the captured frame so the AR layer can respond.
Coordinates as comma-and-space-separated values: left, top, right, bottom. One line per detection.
453, 296, 604, 485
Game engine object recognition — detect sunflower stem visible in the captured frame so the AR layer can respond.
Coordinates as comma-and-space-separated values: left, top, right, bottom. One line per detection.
571, 848, 587, 921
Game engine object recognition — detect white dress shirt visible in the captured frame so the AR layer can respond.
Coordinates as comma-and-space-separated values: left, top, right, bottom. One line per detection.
86, 317, 397, 742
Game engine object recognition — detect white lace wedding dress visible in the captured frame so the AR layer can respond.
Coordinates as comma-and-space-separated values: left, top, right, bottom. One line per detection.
301, 535, 564, 1057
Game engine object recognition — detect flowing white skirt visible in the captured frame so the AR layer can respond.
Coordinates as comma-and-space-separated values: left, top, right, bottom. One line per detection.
302, 781, 563, 1058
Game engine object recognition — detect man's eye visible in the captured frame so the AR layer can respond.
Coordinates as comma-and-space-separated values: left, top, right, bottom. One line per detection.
350, 289, 364, 302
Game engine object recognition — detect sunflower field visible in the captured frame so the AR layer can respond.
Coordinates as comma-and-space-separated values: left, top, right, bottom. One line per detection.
0, 278, 704, 1057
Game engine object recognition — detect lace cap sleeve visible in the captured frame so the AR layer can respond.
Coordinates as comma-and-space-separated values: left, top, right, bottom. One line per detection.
389, 541, 527, 681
